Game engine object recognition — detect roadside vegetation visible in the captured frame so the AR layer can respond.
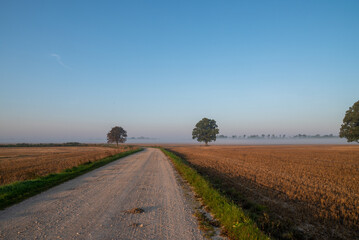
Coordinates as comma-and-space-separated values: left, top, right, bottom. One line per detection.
161, 148, 269, 240
0, 147, 142, 209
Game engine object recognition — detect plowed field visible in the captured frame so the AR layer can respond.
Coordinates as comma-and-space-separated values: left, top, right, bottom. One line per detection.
0, 146, 137, 185
168, 145, 359, 239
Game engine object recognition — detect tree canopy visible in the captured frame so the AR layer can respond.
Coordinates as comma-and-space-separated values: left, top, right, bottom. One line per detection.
192, 118, 219, 145
339, 100, 359, 143
107, 126, 127, 147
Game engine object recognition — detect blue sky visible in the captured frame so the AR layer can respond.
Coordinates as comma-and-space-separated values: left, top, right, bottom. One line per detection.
1, 0, 358, 142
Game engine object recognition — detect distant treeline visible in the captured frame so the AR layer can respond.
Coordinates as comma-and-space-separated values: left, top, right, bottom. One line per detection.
128, 136, 154, 140
0, 142, 87, 147
293, 134, 338, 138
218, 134, 338, 139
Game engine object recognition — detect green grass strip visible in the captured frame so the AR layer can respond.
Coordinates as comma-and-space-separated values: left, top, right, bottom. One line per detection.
161, 148, 270, 240
0, 148, 143, 209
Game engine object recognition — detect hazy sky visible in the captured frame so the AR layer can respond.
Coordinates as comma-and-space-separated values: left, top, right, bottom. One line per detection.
1, 1, 358, 142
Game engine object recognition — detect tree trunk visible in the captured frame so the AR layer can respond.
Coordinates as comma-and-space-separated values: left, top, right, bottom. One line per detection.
205, 141, 208, 146
116, 141, 118, 148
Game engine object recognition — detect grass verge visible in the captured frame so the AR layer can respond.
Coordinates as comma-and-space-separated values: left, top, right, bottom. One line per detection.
0, 148, 143, 209
161, 148, 270, 240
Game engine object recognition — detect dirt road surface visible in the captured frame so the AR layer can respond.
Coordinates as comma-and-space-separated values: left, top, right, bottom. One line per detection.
0, 148, 204, 240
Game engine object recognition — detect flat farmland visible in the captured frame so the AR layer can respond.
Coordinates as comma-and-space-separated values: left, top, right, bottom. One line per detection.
168, 145, 359, 239
0, 146, 137, 185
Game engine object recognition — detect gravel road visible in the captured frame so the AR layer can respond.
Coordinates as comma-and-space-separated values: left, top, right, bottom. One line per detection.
0, 148, 205, 240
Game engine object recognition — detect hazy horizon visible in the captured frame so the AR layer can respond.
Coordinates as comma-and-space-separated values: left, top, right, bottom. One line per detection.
0, 135, 352, 145
1, 1, 358, 143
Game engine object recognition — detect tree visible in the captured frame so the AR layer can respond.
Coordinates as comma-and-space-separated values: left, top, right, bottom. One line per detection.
340, 100, 359, 143
107, 126, 127, 147
192, 118, 219, 145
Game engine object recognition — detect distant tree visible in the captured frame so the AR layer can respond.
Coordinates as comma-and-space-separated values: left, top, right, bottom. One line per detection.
107, 126, 127, 147
192, 118, 219, 145
340, 100, 359, 143
248, 135, 260, 139
218, 134, 227, 138
243, 134, 246, 138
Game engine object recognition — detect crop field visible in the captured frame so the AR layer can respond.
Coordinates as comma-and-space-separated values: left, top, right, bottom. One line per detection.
0, 145, 137, 185
168, 145, 359, 239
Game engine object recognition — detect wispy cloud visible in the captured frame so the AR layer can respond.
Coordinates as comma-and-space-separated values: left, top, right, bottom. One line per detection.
51, 54, 71, 69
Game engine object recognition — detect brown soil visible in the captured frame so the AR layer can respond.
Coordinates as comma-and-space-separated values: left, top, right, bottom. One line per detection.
0, 145, 138, 185
168, 144, 359, 239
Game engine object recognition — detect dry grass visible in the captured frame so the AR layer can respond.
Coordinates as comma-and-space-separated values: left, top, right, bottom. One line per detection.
0, 145, 137, 185
168, 145, 359, 239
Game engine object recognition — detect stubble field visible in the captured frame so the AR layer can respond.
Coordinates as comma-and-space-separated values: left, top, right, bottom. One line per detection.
0, 145, 137, 185
168, 145, 359, 239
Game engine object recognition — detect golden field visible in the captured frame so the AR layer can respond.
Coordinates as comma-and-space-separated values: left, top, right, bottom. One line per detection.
0, 146, 137, 185
168, 145, 359, 239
